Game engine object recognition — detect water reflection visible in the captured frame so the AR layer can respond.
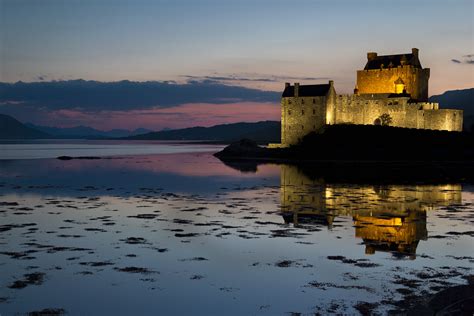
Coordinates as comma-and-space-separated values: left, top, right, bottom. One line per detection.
280, 165, 462, 258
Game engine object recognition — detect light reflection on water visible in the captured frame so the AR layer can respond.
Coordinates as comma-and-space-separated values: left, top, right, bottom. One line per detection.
0, 149, 472, 315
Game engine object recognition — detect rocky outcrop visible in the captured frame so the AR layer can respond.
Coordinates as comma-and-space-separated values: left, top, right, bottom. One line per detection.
213, 139, 271, 159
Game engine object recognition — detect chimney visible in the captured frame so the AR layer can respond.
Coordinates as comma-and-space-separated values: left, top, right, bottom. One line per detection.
294, 82, 299, 97
412, 48, 419, 57
367, 52, 377, 61
285, 82, 290, 88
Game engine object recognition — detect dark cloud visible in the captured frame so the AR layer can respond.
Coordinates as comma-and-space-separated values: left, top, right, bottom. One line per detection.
185, 75, 275, 82
451, 54, 474, 65
183, 74, 330, 83
0, 79, 280, 112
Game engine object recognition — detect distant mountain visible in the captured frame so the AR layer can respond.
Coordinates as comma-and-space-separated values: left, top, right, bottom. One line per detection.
0, 114, 51, 139
429, 88, 473, 115
429, 88, 473, 130
25, 123, 153, 138
125, 121, 281, 143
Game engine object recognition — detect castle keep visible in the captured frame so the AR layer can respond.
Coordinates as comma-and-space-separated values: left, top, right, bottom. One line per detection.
276, 48, 463, 147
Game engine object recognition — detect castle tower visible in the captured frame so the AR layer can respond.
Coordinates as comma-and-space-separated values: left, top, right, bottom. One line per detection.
280, 81, 334, 146
356, 48, 430, 101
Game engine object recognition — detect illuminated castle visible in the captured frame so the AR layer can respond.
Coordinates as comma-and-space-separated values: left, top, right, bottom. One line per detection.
275, 48, 463, 147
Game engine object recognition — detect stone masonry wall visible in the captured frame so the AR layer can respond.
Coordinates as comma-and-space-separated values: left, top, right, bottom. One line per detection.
422, 109, 463, 131
357, 66, 430, 101
333, 95, 463, 131
281, 96, 326, 146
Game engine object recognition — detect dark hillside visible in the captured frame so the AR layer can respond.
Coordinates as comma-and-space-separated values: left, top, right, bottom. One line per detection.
0, 114, 51, 139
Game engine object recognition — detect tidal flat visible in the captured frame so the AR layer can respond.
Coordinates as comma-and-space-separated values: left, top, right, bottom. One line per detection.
0, 144, 473, 315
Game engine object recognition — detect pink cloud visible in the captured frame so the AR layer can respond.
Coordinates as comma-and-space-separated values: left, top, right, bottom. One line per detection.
45, 102, 280, 130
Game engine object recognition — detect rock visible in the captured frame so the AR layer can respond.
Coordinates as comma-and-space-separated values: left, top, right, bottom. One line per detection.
214, 139, 268, 158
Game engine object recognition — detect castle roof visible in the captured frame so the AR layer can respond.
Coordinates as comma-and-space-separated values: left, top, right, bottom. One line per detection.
364, 53, 422, 70
282, 84, 330, 97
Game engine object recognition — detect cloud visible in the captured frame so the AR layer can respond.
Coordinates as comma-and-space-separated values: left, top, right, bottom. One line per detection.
183, 74, 330, 84
451, 54, 474, 65
0, 79, 280, 112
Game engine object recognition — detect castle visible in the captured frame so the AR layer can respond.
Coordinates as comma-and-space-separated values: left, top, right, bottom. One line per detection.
274, 48, 463, 147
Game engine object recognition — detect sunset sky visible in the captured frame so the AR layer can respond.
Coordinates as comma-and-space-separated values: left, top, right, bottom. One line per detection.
1, 0, 473, 130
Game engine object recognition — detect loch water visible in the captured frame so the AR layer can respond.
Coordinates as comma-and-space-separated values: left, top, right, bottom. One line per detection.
0, 142, 472, 315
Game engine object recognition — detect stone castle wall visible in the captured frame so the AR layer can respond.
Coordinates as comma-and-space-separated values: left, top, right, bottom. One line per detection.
281, 96, 327, 145
332, 95, 463, 132
422, 109, 463, 131
278, 92, 463, 147
357, 66, 430, 101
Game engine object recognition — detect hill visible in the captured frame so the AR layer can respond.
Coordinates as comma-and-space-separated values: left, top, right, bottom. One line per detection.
125, 121, 280, 143
429, 88, 473, 130
0, 114, 51, 139
429, 88, 473, 115
25, 123, 152, 139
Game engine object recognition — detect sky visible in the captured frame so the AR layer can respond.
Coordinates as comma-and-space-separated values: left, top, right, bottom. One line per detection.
0, 0, 473, 130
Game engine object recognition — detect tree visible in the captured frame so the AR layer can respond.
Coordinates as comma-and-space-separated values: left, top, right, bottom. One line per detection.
379, 113, 393, 126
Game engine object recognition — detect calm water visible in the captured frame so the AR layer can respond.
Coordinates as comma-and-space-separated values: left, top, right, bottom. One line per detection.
0, 140, 222, 160
0, 142, 472, 315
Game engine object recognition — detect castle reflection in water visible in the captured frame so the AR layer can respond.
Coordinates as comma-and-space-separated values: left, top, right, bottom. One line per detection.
280, 165, 462, 259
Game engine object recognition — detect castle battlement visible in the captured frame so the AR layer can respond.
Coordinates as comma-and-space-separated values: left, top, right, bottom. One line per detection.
362, 65, 422, 72
275, 49, 463, 147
